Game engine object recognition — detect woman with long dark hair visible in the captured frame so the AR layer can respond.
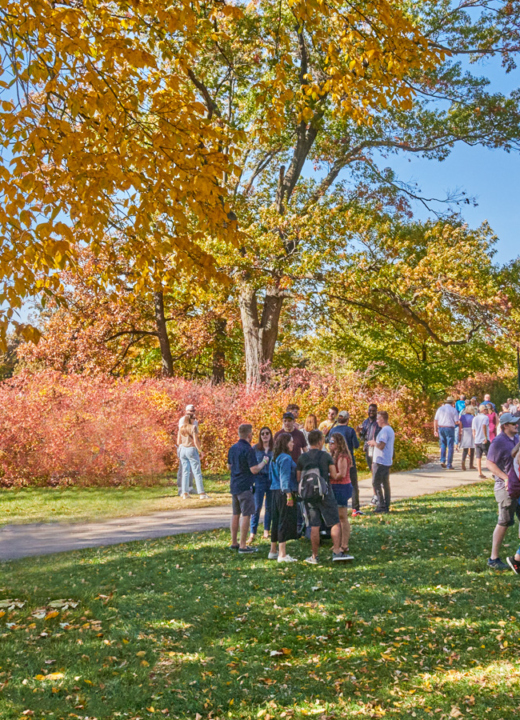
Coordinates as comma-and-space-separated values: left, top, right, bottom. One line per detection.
269, 432, 298, 562
329, 432, 354, 559
247, 427, 274, 544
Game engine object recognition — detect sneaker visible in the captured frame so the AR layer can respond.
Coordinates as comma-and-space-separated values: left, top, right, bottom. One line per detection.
441, 463, 447, 468
199, 493, 210, 499
487, 557, 508, 570
238, 546, 259, 554
230, 544, 239, 550
181, 493, 190, 499
304, 556, 319, 565
507, 556, 520, 575
332, 552, 353, 562
447, 466, 456, 470
352, 509, 364, 517
268, 552, 279, 560
370, 496, 377, 505
278, 555, 297, 563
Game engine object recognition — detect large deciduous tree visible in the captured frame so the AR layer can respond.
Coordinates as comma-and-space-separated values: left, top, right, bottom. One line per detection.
187, 0, 520, 383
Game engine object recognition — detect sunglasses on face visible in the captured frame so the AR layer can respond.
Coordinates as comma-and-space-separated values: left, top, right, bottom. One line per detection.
261, 431, 270, 436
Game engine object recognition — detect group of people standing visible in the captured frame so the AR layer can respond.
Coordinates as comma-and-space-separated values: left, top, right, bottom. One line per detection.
226, 404, 394, 565
434, 392, 520, 574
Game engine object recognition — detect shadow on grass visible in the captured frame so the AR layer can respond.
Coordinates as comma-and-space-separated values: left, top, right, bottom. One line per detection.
1, 482, 520, 719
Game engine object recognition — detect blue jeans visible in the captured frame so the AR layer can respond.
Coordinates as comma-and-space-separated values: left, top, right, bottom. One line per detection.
439, 427, 455, 467
250, 478, 272, 535
179, 446, 204, 494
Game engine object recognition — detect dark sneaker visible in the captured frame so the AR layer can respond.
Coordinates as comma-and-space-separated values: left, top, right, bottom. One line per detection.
507, 556, 520, 575
441, 463, 447, 468
230, 544, 239, 550
238, 546, 259, 554
332, 552, 353, 562
352, 509, 364, 517
488, 557, 508, 570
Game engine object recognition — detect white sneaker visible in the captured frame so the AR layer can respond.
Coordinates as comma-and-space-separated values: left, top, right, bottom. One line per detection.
199, 493, 210, 499
181, 493, 190, 500
268, 552, 279, 560
278, 555, 297, 563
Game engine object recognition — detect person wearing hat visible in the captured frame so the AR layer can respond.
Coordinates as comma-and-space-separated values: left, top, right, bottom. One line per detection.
274, 412, 308, 464
433, 396, 461, 469
176, 404, 198, 496
486, 413, 520, 570
331, 411, 362, 515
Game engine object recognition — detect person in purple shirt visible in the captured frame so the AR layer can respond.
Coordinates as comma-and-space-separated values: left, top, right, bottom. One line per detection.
486, 413, 520, 570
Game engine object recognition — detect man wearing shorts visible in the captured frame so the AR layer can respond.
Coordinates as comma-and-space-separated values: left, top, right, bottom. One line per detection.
296, 430, 349, 564
472, 404, 490, 479
486, 413, 520, 570
227, 424, 270, 554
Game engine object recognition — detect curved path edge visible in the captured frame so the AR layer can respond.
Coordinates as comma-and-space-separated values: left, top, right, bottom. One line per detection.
0, 461, 484, 561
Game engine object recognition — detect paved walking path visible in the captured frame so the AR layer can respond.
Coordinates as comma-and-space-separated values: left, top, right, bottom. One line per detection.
0, 461, 485, 561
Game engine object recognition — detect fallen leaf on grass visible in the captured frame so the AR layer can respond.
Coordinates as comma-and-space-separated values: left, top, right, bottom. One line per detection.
450, 708, 463, 718
45, 611, 59, 621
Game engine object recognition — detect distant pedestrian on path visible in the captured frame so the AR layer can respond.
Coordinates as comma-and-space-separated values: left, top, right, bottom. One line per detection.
177, 415, 209, 500
269, 433, 299, 563
458, 405, 475, 471
485, 414, 520, 570
248, 427, 274, 544
368, 411, 395, 513
176, 404, 197, 495
333, 411, 362, 516
472, 404, 490, 479
434, 396, 460, 470
455, 394, 466, 415
227, 424, 270, 554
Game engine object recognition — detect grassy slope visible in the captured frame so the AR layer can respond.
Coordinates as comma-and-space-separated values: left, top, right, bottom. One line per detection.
0, 475, 231, 525
1, 481, 519, 720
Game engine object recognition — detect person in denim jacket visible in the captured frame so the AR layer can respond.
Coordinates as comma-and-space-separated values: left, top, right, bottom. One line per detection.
248, 427, 274, 544
269, 433, 298, 563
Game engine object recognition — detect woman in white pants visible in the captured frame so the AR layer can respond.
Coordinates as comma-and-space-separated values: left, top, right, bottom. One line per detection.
177, 417, 208, 499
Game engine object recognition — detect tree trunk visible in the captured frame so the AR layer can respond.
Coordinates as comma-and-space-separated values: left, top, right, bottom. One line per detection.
239, 283, 285, 386
212, 317, 227, 384
153, 290, 174, 377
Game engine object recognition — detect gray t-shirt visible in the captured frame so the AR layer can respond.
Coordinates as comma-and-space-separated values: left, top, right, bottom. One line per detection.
373, 425, 395, 467
472, 414, 489, 444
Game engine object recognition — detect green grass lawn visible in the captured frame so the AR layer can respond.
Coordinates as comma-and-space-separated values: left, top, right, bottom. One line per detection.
0, 475, 231, 525
2, 481, 519, 720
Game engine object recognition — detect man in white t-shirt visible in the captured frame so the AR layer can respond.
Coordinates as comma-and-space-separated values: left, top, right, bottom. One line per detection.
367, 410, 395, 513
433, 396, 460, 470
177, 404, 198, 494
472, 404, 490, 479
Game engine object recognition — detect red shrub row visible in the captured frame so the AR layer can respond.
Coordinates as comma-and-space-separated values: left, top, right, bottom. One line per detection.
0, 369, 433, 486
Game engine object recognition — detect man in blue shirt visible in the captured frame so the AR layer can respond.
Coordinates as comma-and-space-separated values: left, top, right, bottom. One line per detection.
331, 411, 362, 515
227, 423, 269, 554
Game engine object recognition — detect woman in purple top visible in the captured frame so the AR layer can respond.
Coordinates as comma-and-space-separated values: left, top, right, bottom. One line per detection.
487, 403, 498, 441
458, 406, 475, 470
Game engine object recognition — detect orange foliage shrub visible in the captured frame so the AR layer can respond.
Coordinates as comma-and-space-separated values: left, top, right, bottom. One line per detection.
0, 370, 432, 486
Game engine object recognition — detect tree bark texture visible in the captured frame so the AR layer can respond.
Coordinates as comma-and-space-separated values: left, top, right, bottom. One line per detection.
153, 290, 174, 377
212, 317, 227, 384
239, 283, 284, 386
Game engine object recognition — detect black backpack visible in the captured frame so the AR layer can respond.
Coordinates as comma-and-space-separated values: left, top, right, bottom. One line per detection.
298, 465, 328, 502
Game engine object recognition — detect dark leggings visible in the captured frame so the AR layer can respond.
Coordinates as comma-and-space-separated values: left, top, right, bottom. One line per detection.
350, 465, 360, 511
462, 448, 475, 466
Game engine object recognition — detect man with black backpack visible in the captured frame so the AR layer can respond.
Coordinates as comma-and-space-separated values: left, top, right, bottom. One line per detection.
296, 429, 351, 564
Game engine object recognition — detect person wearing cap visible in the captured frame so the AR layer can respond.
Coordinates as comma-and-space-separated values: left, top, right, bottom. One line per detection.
433, 397, 461, 470
331, 411, 362, 515
176, 404, 198, 495
274, 413, 308, 464
472, 404, 490, 479
486, 413, 520, 570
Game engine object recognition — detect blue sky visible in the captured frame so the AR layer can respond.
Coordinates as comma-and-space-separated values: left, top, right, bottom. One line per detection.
381, 57, 520, 266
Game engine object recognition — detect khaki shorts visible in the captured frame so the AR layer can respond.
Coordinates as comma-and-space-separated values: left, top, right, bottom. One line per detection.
495, 486, 518, 528
232, 490, 255, 517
